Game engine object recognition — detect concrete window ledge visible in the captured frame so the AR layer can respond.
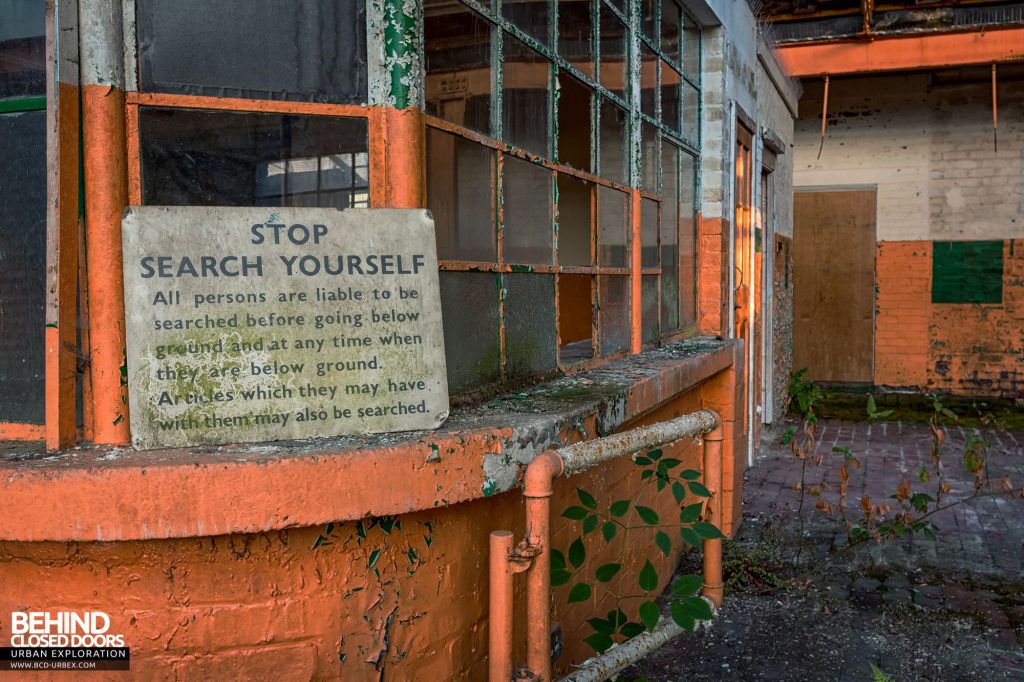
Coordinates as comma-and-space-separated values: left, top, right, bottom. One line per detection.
0, 338, 739, 543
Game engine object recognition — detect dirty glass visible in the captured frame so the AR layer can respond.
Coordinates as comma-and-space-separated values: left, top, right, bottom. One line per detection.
599, 98, 628, 185
661, 62, 680, 131
682, 14, 700, 78
558, 73, 592, 171
503, 155, 553, 264
599, 5, 627, 101
641, 122, 659, 194
424, 3, 492, 135
559, 0, 594, 79
137, 0, 367, 104
598, 275, 630, 355
427, 128, 496, 262
661, 0, 681, 64
641, 198, 659, 268
0, 110, 46, 423
680, 151, 697, 323
0, 0, 45, 99
598, 187, 629, 268
503, 0, 550, 47
642, 275, 659, 344
639, 0, 657, 42
440, 271, 501, 393
139, 108, 369, 208
505, 274, 558, 378
557, 174, 593, 266
558, 274, 594, 363
640, 43, 658, 119
503, 35, 549, 158
661, 141, 680, 331
682, 80, 699, 141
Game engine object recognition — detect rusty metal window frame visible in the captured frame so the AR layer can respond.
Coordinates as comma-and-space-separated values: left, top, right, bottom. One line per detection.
425, 0, 702, 388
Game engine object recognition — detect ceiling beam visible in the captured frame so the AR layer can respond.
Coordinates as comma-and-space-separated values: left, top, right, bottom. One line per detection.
776, 26, 1024, 76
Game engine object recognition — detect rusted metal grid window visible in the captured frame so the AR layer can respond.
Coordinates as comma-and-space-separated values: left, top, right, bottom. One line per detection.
425, 0, 700, 395
129, 0, 372, 210
0, 0, 47, 437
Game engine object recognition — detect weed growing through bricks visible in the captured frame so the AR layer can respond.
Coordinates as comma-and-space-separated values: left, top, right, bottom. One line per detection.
552, 447, 724, 654
782, 371, 1024, 573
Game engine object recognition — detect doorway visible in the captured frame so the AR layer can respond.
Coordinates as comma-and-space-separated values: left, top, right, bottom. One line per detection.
792, 189, 876, 384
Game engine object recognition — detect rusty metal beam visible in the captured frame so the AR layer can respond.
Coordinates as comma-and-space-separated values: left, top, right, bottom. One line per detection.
776, 26, 1024, 77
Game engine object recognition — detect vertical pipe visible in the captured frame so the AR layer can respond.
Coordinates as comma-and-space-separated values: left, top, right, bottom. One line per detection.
816, 74, 829, 161
524, 451, 563, 681
80, 0, 130, 444
630, 189, 642, 353
489, 531, 515, 682
991, 64, 998, 154
383, 107, 425, 208
44, 0, 80, 450
702, 419, 724, 607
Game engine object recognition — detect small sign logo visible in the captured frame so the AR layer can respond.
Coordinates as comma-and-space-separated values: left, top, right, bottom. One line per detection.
2, 611, 129, 672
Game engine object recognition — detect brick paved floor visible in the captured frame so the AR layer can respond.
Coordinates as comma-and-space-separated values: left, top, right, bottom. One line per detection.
623, 418, 1024, 682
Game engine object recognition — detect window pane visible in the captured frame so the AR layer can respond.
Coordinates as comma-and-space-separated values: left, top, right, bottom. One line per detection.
598, 187, 629, 268
599, 6, 626, 101
680, 152, 697, 323
641, 198, 659, 268
503, 0, 549, 47
559, 0, 594, 79
503, 155, 553, 264
440, 272, 501, 393
139, 108, 369, 208
0, 0, 45, 99
427, 128, 496, 262
558, 73, 591, 171
557, 174, 592, 266
558, 274, 593, 363
642, 274, 659, 344
599, 98, 628, 185
661, 142, 680, 331
641, 122, 658, 194
503, 34, 549, 158
0, 110, 45, 422
661, 62, 680, 131
138, 0, 367, 104
639, 0, 656, 42
505, 274, 557, 378
682, 80, 699, 141
683, 14, 700, 78
661, 0, 681, 63
598, 275, 629, 355
425, 3, 492, 135
640, 43, 657, 119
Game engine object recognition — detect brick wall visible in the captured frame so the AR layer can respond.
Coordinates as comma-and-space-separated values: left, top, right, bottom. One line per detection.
795, 69, 1023, 398
875, 240, 1023, 397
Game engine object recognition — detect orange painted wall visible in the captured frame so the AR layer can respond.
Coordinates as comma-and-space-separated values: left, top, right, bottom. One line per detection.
0, 370, 740, 681
875, 239, 1023, 396
697, 215, 728, 337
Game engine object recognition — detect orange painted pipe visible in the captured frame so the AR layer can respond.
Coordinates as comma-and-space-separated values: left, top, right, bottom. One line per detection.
82, 83, 130, 444
383, 107, 426, 209
523, 450, 564, 681
702, 418, 725, 607
630, 190, 642, 354
489, 530, 515, 682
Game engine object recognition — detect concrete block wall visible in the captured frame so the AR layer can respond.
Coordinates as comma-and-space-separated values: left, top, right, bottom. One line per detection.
794, 71, 1024, 397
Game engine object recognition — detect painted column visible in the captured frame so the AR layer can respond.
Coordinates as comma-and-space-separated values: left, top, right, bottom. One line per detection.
44, 0, 80, 450
373, 0, 425, 208
80, 0, 130, 444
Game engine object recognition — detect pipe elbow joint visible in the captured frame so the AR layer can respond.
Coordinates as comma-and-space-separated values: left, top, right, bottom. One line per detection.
704, 410, 725, 442
524, 450, 564, 498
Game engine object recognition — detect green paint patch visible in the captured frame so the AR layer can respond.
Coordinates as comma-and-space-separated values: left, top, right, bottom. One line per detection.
931, 241, 1003, 304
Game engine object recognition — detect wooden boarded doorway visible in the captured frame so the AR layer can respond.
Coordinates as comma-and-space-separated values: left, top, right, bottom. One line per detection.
793, 189, 876, 383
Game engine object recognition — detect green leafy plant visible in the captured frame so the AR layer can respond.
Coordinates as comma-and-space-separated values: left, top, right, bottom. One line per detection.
786, 368, 825, 418
869, 662, 895, 682
553, 447, 723, 653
